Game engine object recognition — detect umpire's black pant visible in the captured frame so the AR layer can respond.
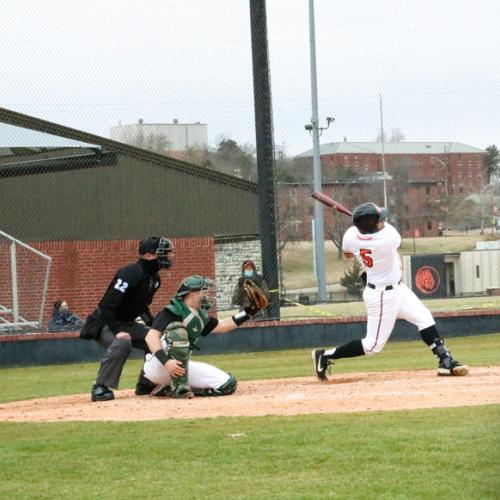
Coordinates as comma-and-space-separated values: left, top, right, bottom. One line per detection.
95, 321, 149, 389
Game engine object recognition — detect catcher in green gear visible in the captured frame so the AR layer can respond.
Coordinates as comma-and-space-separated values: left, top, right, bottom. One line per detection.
141, 275, 265, 398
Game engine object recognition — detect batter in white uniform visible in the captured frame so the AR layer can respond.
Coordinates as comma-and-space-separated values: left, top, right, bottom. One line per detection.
312, 202, 469, 380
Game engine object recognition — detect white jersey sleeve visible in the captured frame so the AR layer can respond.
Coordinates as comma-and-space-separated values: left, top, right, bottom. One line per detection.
342, 223, 402, 286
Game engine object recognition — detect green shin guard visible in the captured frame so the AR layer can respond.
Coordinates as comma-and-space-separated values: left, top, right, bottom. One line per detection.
165, 322, 191, 393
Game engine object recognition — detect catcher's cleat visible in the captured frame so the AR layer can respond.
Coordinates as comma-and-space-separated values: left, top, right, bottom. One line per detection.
437, 358, 469, 376
91, 384, 114, 402
150, 384, 172, 397
135, 382, 155, 396
312, 349, 332, 381
169, 384, 194, 399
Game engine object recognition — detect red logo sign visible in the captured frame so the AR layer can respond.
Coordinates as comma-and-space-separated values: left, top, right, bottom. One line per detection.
415, 266, 441, 294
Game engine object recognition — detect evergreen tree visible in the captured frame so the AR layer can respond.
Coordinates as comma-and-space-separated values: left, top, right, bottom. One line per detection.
340, 260, 365, 298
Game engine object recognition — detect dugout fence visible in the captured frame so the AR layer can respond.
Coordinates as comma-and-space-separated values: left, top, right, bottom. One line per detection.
0, 230, 51, 332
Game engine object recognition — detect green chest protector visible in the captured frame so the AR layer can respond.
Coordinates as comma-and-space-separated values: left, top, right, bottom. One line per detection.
166, 299, 209, 348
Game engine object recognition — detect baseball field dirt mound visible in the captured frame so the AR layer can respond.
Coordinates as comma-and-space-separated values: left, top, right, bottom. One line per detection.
1, 367, 499, 422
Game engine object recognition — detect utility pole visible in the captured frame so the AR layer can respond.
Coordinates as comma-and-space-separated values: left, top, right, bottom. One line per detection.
307, 0, 327, 302
379, 94, 388, 208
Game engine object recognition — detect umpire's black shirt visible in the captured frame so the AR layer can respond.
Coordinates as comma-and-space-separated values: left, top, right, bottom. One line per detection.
97, 259, 161, 334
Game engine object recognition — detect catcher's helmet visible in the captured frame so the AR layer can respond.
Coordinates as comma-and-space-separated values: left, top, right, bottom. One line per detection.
352, 203, 388, 234
175, 275, 217, 310
139, 236, 175, 269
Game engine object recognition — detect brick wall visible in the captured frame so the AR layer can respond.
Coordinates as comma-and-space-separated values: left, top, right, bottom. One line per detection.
215, 239, 262, 310
26, 237, 214, 324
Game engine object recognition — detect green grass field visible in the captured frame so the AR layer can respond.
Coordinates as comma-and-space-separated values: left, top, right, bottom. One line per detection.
1, 333, 499, 499
1, 406, 499, 499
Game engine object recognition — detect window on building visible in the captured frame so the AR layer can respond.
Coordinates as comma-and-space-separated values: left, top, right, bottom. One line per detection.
425, 186, 431, 195
427, 220, 432, 231
476, 265, 480, 278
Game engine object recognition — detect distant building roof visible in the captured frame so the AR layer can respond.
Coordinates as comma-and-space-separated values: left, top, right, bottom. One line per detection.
0, 106, 253, 191
297, 141, 486, 157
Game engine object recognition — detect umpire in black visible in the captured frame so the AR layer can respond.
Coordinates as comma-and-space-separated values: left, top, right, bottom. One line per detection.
80, 236, 175, 402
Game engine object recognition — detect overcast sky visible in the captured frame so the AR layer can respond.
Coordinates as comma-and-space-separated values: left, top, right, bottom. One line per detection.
1, 0, 499, 154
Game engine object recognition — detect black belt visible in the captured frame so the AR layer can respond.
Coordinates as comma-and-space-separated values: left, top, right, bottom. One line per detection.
367, 282, 400, 291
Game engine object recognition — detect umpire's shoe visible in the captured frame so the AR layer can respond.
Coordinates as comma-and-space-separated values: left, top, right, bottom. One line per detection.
437, 358, 469, 376
91, 384, 114, 402
312, 349, 331, 381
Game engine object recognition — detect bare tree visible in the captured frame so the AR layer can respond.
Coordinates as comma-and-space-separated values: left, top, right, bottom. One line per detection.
325, 215, 349, 259
375, 127, 406, 143
387, 157, 412, 230
120, 129, 172, 154
389, 128, 406, 143
467, 185, 496, 234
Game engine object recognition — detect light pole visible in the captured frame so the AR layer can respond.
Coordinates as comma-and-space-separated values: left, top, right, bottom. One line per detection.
305, 0, 334, 302
379, 94, 388, 208
304, 117, 334, 302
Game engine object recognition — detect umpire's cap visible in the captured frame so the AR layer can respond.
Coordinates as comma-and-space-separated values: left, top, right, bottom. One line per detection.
352, 203, 388, 234
139, 236, 162, 255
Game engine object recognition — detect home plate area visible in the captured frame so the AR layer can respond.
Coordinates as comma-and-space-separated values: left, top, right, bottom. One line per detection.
1, 367, 499, 422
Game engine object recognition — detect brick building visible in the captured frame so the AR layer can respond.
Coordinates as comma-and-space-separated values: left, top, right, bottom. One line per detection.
281, 142, 488, 239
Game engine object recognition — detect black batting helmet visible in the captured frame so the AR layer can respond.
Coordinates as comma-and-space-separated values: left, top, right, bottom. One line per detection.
352, 203, 388, 234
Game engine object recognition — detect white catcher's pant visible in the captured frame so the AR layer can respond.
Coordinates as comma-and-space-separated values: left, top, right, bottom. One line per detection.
362, 282, 435, 354
143, 355, 230, 390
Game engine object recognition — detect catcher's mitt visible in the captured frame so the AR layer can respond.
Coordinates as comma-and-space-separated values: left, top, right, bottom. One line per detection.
243, 279, 269, 314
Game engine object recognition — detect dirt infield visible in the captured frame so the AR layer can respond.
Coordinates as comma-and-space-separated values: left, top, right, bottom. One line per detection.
1, 367, 499, 422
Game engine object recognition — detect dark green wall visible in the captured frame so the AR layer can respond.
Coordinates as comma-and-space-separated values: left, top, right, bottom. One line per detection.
0, 155, 258, 240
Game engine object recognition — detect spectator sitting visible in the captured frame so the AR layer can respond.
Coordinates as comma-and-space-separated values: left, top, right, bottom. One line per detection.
48, 300, 83, 332
232, 260, 270, 319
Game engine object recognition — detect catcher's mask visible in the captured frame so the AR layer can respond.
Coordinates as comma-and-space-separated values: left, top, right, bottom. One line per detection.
352, 203, 388, 234
139, 236, 175, 269
175, 275, 217, 311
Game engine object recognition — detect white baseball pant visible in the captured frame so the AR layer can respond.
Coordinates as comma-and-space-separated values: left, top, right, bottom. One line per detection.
362, 282, 435, 354
143, 355, 231, 390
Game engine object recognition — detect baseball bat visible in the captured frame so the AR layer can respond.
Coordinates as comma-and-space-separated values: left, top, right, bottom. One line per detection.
311, 191, 353, 217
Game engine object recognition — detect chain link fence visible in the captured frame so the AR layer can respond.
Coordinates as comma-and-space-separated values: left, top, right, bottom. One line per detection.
1, 1, 499, 328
